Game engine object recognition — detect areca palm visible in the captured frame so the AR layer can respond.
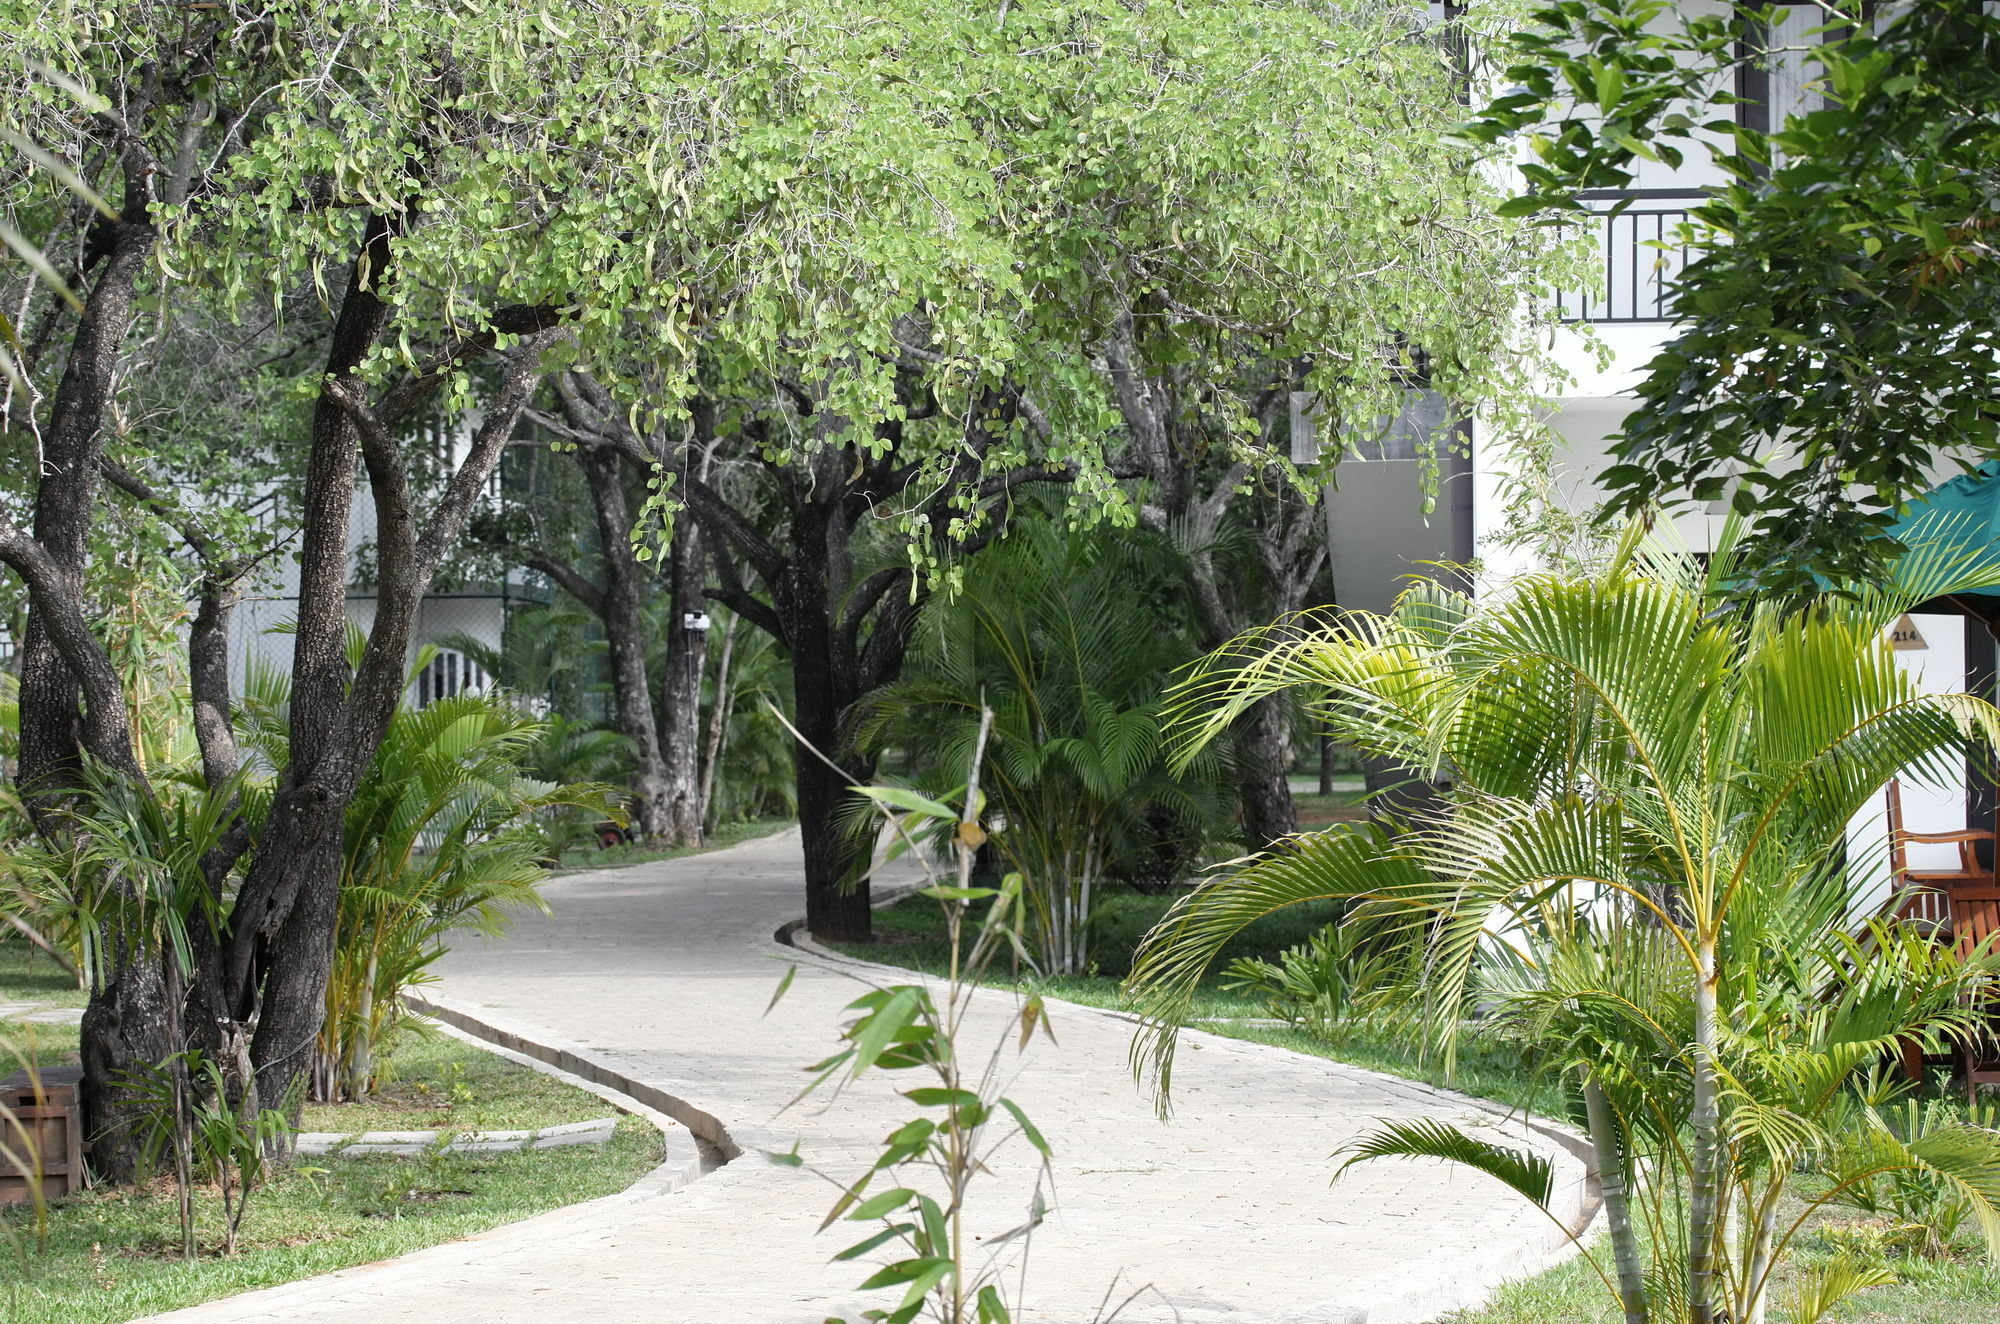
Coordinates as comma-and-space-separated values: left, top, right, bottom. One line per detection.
314, 689, 619, 1100
1130, 527, 2000, 1324
859, 523, 1228, 974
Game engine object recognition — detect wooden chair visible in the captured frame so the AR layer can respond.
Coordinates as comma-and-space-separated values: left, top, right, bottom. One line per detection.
1885, 779, 2000, 1100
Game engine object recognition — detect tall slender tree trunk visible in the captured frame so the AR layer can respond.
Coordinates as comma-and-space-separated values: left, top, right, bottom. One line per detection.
221, 216, 400, 1136
698, 613, 738, 830
1687, 938, 1723, 1324
1583, 1072, 1649, 1324
656, 513, 706, 844
578, 446, 674, 842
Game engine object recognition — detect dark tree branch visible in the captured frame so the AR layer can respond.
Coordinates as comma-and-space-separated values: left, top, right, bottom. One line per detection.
523, 551, 606, 618
683, 471, 785, 586
704, 544, 786, 645
0, 519, 147, 789
841, 566, 909, 642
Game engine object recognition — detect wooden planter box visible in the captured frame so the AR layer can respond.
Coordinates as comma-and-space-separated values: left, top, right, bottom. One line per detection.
0, 1066, 86, 1203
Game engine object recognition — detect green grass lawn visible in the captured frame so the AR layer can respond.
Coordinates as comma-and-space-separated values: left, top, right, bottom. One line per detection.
829, 880, 2000, 1324
829, 879, 1559, 1118
553, 814, 791, 874
0, 1028, 661, 1323
297, 1031, 615, 1134
0, 943, 84, 1081
1439, 1207, 2000, 1324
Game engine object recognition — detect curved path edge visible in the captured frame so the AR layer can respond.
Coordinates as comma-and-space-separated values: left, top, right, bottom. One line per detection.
779, 918, 1603, 1324
133, 833, 1605, 1324
131, 1009, 704, 1323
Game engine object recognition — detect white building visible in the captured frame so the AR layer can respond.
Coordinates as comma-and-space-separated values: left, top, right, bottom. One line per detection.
1314, 3, 1988, 892
229, 473, 543, 710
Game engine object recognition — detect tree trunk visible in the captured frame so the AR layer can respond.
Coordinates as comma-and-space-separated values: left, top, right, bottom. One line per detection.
77, 944, 175, 1185
578, 446, 675, 842
1583, 1072, 1649, 1324
220, 217, 400, 1135
698, 613, 738, 829
27, 196, 161, 1180
784, 520, 872, 942
15, 214, 153, 822
1235, 694, 1297, 850
656, 512, 706, 844
1687, 939, 1723, 1324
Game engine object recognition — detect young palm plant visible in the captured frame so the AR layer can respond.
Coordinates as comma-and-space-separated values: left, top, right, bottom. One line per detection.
312, 687, 620, 1100
858, 523, 1227, 975
1129, 528, 2000, 1324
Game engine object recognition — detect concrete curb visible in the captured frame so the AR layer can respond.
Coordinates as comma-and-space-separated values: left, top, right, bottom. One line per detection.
295, 1117, 619, 1156
130, 1007, 711, 1323
407, 993, 737, 1173
779, 920, 1603, 1324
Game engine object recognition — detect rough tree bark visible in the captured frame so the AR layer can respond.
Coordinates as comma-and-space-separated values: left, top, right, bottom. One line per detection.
657, 501, 707, 843
581, 443, 676, 841
1106, 316, 1324, 850
683, 396, 1082, 940
519, 374, 708, 845
6, 141, 170, 1180
230, 281, 559, 1128
684, 447, 891, 941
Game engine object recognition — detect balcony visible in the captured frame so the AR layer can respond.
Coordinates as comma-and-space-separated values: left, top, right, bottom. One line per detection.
1555, 189, 1708, 324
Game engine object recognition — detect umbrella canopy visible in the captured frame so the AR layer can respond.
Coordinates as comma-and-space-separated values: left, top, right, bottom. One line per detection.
1891, 461, 2000, 600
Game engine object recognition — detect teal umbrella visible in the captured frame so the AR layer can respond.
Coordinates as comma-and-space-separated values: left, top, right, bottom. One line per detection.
1890, 461, 2000, 600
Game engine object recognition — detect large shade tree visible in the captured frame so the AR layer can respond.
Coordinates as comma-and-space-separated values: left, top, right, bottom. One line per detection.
0, 1, 908, 1173
1001, 0, 1562, 845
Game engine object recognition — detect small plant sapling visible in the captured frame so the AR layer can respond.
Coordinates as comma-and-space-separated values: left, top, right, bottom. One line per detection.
771, 708, 1060, 1324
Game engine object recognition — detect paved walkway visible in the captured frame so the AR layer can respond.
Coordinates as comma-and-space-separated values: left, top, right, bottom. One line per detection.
143, 830, 1587, 1324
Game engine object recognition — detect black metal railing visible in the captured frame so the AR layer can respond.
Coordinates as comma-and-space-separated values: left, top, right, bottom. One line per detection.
1556, 189, 1708, 324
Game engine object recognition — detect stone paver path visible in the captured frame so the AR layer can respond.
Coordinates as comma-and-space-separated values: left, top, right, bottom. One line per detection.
142, 829, 1586, 1324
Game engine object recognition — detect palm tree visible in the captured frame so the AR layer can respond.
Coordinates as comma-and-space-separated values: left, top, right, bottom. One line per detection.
1129, 527, 2000, 1324
312, 688, 619, 1100
859, 522, 1228, 974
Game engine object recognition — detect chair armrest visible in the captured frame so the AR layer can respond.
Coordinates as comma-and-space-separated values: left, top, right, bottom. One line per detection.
1898, 828, 1996, 845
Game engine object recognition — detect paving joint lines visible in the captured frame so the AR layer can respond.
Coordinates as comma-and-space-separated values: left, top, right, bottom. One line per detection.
135, 829, 1597, 1324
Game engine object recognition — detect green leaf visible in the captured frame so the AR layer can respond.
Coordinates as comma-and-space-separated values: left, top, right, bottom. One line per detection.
766, 962, 798, 1016
902, 1087, 981, 1108
998, 1097, 1051, 1159
831, 1224, 913, 1262
1336, 1119, 1553, 1209
855, 786, 957, 822
847, 1187, 919, 1221
848, 987, 925, 1078
856, 1256, 952, 1293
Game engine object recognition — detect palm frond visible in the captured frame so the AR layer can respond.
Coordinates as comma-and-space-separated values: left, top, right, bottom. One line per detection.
1335, 1118, 1554, 1210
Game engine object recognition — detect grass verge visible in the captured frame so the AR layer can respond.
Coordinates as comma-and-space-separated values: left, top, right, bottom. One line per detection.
553, 814, 792, 874
0, 1031, 662, 1323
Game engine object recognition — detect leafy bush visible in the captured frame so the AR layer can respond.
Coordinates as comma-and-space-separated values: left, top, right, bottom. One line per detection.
859, 523, 1228, 974
306, 690, 619, 1101
1221, 919, 1403, 1034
